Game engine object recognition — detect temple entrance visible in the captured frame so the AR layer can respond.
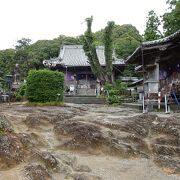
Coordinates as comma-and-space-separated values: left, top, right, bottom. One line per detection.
76, 74, 96, 95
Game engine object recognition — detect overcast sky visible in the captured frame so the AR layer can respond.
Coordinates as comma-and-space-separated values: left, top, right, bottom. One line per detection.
0, 0, 167, 50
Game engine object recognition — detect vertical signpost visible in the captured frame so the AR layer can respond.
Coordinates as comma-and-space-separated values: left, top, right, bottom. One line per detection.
5, 75, 13, 103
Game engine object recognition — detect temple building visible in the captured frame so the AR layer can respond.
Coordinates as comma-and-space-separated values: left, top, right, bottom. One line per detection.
126, 29, 180, 107
43, 45, 125, 96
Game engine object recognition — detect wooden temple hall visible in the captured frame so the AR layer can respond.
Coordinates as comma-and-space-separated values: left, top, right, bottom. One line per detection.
43, 45, 125, 96
127, 29, 180, 112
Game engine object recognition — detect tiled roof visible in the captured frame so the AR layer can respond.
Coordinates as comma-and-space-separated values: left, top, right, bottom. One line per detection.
43, 45, 124, 67
126, 29, 180, 64
142, 29, 180, 47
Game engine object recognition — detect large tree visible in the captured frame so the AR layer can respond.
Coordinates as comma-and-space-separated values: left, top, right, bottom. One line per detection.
0, 49, 16, 75
83, 17, 115, 84
104, 21, 115, 81
0, 36, 81, 79
15, 38, 31, 50
94, 24, 142, 59
144, 10, 162, 41
27, 35, 81, 70
163, 0, 180, 36
0, 21, 142, 81
14, 38, 32, 77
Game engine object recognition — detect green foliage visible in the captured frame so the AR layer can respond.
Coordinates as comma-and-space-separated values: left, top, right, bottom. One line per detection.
123, 64, 140, 77
83, 16, 106, 83
93, 30, 104, 46
83, 17, 116, 83
111, 24, 142, 59
0, 36, 81, 80
26, 69, 64, 102
114, 80, 128, 91
104, 80, 127, 104
163, 0, 180, 36
94, 24, 142, 59
112, 24, 142, 42
144, 10, 162, 41
14, 38, 32, 77
114, 35, 140, 59
0, 23, 142, 80
27, 36, 81, 70
0, 49, 16, 75
15, 83, 27, 101
104, 21, 115, 78
15, 38, 31, 49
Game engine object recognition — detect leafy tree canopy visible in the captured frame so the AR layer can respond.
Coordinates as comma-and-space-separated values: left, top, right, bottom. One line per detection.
94, 24, 142, 59
0, 23, 142, 80
0, 49, 16, 76
0, 36, 82, 79
163, 0, 180, 36
15, 38, 31, 50
144, 10, 162, 41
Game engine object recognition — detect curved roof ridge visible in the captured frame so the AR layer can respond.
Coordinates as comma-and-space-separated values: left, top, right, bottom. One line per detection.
43, 44, 125, 67
142, 29, 180, 47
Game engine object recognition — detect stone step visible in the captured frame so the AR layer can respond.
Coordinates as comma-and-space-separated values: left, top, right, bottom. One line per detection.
64, 96, 106, 104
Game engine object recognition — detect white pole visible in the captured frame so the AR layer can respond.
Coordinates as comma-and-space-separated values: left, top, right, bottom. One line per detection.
143, 95, 146, 113
165, 94, 167, 113
158, 92, 161, 109
165, 94, 170, 114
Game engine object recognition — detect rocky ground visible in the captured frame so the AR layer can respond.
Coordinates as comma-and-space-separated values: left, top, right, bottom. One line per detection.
0, 102, 179, 180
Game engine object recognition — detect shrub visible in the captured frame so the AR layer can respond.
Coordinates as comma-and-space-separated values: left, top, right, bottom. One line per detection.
26, 70, 64, 102
15, 83, 27, 101
104, 80, 127, 105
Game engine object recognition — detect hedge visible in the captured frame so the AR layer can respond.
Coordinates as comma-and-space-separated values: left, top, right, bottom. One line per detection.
26, 69, 64, 102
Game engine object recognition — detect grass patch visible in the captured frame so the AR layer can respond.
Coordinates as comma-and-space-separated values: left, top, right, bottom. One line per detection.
26, 101, 64, 107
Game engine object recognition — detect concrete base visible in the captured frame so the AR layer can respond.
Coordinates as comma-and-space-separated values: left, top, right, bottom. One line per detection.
64, 95, 106, 104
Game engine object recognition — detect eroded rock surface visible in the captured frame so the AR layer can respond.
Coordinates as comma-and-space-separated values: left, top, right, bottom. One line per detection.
0, 115, 25, 169
72, 173, 102, 180
24, 163, 52, 180
32, 150, 58, 169
0, 103, 179, 179
54, 113, 180, 174
54, 121, 105, 150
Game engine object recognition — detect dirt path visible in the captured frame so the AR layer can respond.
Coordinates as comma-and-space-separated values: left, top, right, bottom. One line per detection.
0, 103, 179, 180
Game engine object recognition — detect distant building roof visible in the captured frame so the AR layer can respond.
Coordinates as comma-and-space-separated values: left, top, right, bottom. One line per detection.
118, 76, 139, 82
43, 45, 125, 68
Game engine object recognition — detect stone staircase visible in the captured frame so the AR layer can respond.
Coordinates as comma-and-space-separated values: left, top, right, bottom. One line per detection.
64, 95, 106, 104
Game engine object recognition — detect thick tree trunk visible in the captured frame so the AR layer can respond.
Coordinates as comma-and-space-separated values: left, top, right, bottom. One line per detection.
83, 17, 114, 86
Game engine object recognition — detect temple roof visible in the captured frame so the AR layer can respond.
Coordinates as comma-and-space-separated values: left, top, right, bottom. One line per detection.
43, 45, 124, 68
126, 29, 180, 64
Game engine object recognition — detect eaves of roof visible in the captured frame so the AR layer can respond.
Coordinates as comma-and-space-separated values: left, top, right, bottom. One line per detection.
126, 29, 180, 64
43, 45, 125, 68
